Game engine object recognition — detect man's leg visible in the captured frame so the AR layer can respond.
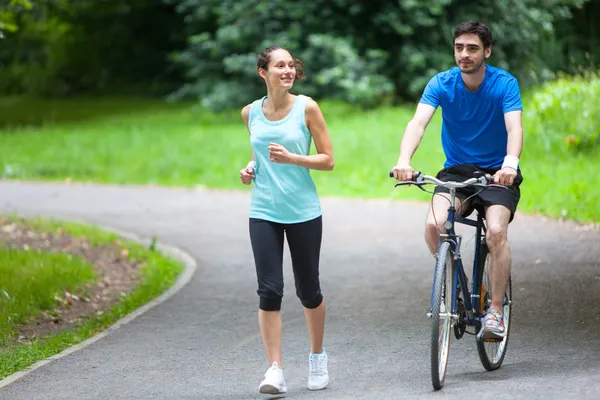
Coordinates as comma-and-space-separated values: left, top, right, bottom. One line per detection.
425, 193, 469, 256
484, 205, 512, 312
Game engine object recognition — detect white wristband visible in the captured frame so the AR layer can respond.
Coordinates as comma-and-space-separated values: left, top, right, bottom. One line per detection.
246, 160, 256, 171
502, 155, 519, 170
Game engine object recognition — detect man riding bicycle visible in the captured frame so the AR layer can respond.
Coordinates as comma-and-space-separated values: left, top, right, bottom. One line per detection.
391, 21, 523, 340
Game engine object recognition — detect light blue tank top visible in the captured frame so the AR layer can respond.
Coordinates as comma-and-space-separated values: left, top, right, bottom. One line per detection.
248, 94, 322, 224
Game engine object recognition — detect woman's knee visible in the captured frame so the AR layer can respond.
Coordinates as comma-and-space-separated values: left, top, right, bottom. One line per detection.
297, 289, 323, 309
259, 295, 283, 311
294, 275, 323, 309
257, 282, 284, 311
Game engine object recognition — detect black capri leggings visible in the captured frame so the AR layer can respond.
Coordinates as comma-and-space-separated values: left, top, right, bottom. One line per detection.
249, 216, 323, 312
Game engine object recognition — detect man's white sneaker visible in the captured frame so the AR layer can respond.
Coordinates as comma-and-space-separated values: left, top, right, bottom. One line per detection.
259, 362, 287, 395
308, 349, 329, 391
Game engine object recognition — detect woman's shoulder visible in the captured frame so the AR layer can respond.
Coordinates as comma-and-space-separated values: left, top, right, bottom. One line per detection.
241, 104, 252, 124
299, 95, 321, 116
294, 94, 315, 108
241, 97, 267, 123
241, 103, 252, 115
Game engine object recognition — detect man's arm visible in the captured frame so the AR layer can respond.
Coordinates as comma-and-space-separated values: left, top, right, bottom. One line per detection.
495, 110, 523, 185
504, 110, 523, 159
392, 103, 437, 180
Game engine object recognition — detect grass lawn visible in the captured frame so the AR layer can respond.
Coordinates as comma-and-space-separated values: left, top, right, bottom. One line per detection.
0, 216, 184, 379
0, 95, 598, 223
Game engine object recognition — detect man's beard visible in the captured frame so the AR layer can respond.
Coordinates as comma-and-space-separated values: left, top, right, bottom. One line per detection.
458, 59, 485, 74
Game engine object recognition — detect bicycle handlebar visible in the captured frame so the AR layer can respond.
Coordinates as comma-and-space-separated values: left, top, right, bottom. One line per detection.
388, 170, 495, 189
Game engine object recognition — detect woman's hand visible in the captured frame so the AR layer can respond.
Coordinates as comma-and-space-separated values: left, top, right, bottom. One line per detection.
240, 166, 255, 185
267, 142, 296, 164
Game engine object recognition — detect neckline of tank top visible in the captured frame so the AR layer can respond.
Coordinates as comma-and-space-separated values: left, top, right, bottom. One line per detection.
259, 95, 302, 124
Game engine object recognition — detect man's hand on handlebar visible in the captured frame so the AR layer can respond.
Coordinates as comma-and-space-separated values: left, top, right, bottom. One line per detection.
391, 163, 415, 181
493, 167, 517, 186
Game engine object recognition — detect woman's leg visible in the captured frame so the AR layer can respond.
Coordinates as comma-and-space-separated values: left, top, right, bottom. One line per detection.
249, 218, 285, 367
286, 216, 329, 390
285, 216, 325, 351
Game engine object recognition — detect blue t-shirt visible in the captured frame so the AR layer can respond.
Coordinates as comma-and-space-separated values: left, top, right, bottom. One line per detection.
420, 65, 522, 169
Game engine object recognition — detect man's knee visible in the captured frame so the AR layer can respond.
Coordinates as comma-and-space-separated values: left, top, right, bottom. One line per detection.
485, 205, 511, 251
486, 223, 507, 250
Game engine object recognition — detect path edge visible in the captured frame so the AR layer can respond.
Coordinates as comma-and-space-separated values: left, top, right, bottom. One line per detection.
0, 222, 198, 389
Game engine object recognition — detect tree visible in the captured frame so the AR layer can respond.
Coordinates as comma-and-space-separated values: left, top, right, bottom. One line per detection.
0, 0, 33, 38
168, 0, 588, 110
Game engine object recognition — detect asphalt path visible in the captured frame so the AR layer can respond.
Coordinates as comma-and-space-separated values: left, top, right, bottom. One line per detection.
0, 181, 599, 399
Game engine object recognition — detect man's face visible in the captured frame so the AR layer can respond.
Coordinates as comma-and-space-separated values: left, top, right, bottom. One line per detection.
454, 33, 491, 74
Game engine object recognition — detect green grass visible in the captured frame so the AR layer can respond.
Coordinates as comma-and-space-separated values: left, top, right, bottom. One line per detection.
0, 248, 97, 346
0, 216, 184, 379
0, 85, 598, 222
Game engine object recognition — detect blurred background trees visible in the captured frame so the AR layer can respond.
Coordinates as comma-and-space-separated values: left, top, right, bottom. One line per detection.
1, 0, 597, 108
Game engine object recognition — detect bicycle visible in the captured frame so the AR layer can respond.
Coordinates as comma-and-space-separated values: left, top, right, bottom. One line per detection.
389, 170, 513, 391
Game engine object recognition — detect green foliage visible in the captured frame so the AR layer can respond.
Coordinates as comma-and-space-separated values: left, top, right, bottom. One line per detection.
0, 0, 33, 37
542, 1, 600, 76
1, 0, 597, 103
166, 0, 396, 109
168, 0, 588, 109
0, 91, 599, 222
302, 35, 395, 108
525, 72, 600, 152
0, 0, 185, 96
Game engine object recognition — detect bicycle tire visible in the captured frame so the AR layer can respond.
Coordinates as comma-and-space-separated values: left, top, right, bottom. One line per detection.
431, 241, 454, 390
476, 247, 512, 371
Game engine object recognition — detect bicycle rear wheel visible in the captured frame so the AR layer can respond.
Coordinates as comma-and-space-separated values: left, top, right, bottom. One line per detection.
431, 241, 454, 390
476, 250, 512, 371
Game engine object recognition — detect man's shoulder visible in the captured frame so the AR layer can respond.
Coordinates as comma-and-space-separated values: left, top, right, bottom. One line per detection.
425, 68, 460, 93
487, 65, 519, 84
432, 67, 461, 82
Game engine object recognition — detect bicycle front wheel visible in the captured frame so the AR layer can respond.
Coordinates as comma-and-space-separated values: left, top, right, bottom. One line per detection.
476, 251, 512, 371
431, 241, 454, 391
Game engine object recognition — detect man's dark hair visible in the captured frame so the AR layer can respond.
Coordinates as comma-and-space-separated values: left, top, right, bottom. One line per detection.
453, 21, 493, 48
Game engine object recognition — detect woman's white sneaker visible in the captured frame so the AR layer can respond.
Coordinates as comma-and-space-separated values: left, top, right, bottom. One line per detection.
259, 362, 287, 395
308, 349, 329, 391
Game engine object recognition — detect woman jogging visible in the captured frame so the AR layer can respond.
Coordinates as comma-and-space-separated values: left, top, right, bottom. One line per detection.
239, 45, 334, 395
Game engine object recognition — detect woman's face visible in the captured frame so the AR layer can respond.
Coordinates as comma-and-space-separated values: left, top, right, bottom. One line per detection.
260, 49, 296, 90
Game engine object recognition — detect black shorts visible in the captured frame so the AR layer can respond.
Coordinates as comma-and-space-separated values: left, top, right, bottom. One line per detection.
433, 164, 523, 222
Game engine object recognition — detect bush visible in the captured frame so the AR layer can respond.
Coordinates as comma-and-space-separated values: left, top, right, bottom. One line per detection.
168, 0, 587, 110
525, 72, 599, 153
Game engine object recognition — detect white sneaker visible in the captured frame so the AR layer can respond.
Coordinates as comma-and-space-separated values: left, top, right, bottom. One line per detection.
308, 349, 329, 391
259, 362, 287, 395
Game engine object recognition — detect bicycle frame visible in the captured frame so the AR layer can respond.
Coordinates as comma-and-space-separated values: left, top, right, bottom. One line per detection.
433, 187, 487, 326
391, 170, 512, 386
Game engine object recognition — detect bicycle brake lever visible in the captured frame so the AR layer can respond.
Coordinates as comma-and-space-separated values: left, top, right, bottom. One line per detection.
394, 181, 428, 188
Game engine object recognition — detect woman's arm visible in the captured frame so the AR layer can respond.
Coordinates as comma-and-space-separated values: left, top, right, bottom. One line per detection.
268, 99, 334, 171
240, 104, 255, 184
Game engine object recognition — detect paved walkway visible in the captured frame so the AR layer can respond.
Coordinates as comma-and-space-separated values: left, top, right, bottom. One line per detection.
0, 181, 599, 399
